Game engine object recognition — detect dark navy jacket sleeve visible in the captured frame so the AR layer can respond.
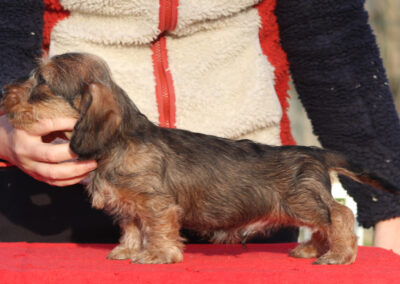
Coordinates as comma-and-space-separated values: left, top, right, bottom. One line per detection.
275, 0, 400, 227
0, 0, 44, 88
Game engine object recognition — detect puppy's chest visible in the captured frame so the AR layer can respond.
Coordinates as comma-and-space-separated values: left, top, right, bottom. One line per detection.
87, 175, 115, 210
87, 167, 155, 215
86, 172, 131, 212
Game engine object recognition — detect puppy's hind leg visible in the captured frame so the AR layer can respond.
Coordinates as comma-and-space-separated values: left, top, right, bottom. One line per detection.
286, 165, 356, 264
288, 198, 357, 264
285, 173, 333, 260
313, 202, 357, 265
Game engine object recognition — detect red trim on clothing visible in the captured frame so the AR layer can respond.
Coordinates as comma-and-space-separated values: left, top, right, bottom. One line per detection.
158, 0, 179, 32
256, 0, 296, 145
151, 37, 177, 128
42, 0, 70, 53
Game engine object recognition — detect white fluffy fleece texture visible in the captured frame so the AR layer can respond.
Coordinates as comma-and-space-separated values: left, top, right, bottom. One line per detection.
168, 8, 282, 144
51, 1, 282, 145
173, 0, 261, 35
58, 0, 262, 42
57, 0, 160, 45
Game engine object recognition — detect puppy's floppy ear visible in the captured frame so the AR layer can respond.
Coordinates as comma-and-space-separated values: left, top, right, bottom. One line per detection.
70, 83, 122, 160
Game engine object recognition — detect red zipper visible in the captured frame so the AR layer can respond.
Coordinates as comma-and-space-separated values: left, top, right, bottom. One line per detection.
151, 37, 176, 128
151, 0, 178, 128
158, 0, 178, 32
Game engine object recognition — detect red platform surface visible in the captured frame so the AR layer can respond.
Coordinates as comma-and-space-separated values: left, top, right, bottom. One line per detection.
0, 243, 399, 283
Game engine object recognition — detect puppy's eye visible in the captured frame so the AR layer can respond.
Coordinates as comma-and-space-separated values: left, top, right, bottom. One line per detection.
29, 83, 50, 103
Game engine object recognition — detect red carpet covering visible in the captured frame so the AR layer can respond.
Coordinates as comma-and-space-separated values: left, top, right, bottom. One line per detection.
0, 243, 399, 283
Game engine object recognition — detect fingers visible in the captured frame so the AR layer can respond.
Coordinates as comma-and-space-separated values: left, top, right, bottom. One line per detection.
26, 160, 97, 187
27, 118, 77, 136
36, 159, 98, 180
35, 174, 90, 187
8, 119, 97, 186
28, 142, 78, 163
12, 128, 77, 163
38, 173, 91, 187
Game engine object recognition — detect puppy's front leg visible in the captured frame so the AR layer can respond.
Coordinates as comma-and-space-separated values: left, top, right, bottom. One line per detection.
131, 197, 184, 264
107, 220, 142, 260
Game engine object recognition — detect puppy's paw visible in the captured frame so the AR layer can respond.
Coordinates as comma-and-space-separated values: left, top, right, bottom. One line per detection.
289, 242, 319, 259
130, 246, 183, 264
107, 245, 139, 260
313, 251, 356, 265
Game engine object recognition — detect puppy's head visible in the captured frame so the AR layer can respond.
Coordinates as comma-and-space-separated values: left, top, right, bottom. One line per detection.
1, 52, 138, 160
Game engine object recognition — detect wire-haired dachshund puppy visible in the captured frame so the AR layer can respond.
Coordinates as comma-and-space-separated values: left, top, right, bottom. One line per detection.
1, 53, 396, 265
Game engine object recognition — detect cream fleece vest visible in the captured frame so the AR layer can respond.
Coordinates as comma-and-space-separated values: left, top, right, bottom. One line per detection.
49, 0, 284, 145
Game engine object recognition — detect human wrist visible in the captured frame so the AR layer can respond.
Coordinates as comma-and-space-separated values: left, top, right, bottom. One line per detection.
374, 217, 400, 254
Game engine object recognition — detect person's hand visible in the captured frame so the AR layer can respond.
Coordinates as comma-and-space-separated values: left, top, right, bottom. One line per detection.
0, 115, 97, 186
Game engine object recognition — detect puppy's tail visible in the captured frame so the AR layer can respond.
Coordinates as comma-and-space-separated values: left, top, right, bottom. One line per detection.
323, 150, 398, 194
